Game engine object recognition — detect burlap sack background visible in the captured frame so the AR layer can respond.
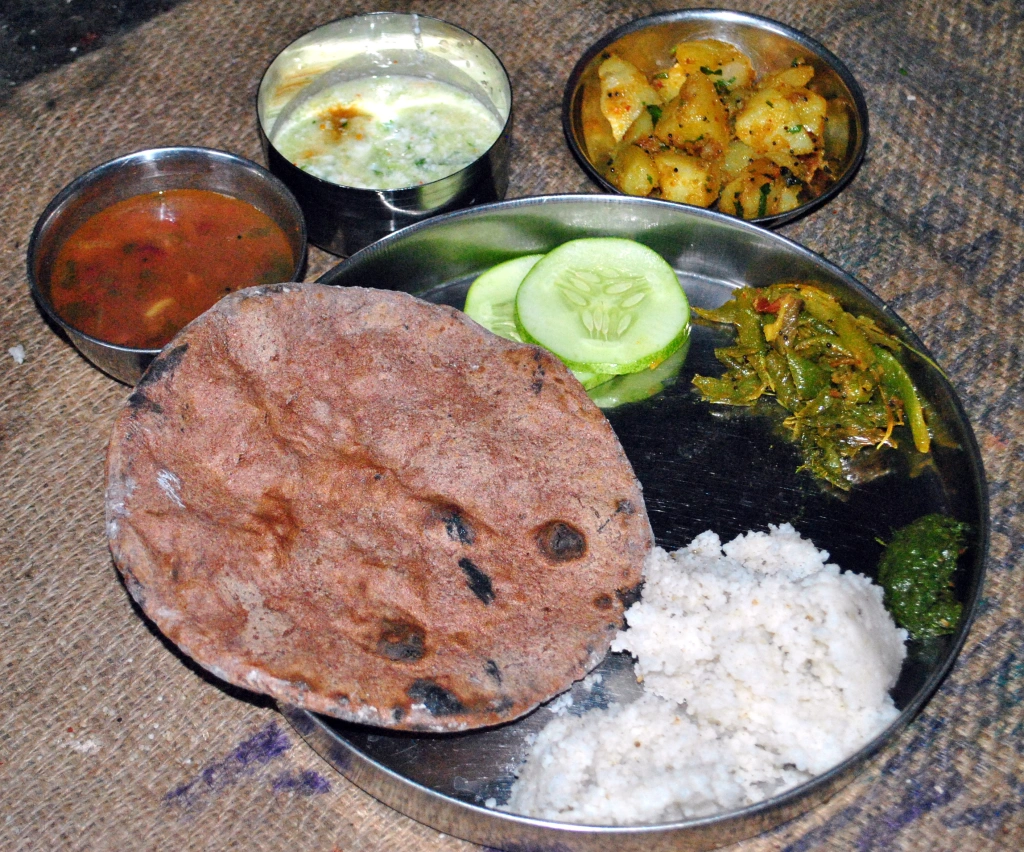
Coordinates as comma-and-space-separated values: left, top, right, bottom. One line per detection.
1, 0, 1020, 849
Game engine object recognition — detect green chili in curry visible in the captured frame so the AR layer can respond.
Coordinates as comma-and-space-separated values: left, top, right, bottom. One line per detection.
692, 283, 932, 490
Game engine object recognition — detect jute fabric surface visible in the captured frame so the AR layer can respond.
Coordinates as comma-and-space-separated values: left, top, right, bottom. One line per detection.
1, 1, 1021, 850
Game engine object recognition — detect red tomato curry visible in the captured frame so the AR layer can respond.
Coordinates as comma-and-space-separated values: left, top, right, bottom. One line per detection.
49, 189, 296, 349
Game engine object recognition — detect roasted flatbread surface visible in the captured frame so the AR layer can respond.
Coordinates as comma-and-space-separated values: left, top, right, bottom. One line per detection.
106, 283, 652, 731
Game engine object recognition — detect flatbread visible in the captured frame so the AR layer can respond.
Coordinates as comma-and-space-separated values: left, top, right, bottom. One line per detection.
106, 283, 652, 731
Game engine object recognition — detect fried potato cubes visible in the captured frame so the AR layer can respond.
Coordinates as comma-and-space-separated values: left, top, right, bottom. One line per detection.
586, 39, 832, 219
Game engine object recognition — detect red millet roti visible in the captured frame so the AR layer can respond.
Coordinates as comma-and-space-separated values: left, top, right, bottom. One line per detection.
106, 283, 651, 731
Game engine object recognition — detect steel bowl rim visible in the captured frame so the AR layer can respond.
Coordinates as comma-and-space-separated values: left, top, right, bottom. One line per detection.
559, 7, 870, 228
26, 144, 308, 358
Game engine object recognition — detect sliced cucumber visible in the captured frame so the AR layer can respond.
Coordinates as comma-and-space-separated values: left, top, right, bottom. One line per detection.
588, 335, 690, 409
514, 238, 690, 375
463, 254, 544, 342
572, 367, 616, 390
465, 254, 617, 391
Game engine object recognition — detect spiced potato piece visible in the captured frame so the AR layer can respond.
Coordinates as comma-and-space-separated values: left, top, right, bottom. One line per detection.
599, 54, 662, 142
654, 73, 731, 161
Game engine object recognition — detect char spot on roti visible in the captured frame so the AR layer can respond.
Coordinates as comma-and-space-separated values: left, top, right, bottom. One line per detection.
134, 343, 189, 391
408, 679, 467, 716
376, 619, 426, 662
105, 283, 652, 731
537, 521, 588, 562
458, 557, 495, 604
126, 391, 162, 415
616, 499, 637, 515
439, 506, 476, 545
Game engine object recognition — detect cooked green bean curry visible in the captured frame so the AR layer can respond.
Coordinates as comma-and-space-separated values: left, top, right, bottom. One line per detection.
692, 282, 932, 491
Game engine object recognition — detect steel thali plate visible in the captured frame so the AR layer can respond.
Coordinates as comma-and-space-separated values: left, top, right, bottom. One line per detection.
282, 195, 988, 852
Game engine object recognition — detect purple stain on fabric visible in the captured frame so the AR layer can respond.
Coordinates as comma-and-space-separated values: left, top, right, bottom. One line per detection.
944, 798, 1024, 836
165, 721, 292, 810
943, 773, 1024, 836
234, 722, 291, 766
272, 769, 332, 796
855, 767, 964, 850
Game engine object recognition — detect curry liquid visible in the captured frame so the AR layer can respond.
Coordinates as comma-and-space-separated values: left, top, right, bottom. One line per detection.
50, 189, 295, 349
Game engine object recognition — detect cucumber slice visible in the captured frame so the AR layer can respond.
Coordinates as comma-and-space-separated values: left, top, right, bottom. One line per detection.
588, 335, 690, 409
463, 254, 544, 342
465, 254, 619, 391
514, 238, 690, 375
572, 367, 616, 390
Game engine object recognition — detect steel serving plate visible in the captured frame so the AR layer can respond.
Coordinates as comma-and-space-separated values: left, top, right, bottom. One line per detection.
282, 195, 987, 851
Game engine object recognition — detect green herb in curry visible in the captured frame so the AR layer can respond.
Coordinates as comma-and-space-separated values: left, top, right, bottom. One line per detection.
691, 283, 932, 490
877, 514, 968, 639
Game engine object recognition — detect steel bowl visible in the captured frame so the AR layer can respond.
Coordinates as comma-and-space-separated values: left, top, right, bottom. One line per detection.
562, 9, 869, 227
26, 146, 307, 385
257, 12, 513, 257
285, 195, 988, 851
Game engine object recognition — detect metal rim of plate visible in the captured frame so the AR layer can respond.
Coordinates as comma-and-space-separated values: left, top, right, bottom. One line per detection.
560, 8, 870, 229
283, 195, 988, 852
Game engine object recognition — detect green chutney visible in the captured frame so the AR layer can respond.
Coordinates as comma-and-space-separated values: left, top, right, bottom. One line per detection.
877, 514, 968, 639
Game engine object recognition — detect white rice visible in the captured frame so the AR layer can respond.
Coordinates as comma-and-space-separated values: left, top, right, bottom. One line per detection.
503, 524, 907, 825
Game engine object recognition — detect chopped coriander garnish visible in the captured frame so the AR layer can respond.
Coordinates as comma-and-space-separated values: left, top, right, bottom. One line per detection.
646, 104, 663, 123
700, 66, 723, 76
757, 181, 771, 217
